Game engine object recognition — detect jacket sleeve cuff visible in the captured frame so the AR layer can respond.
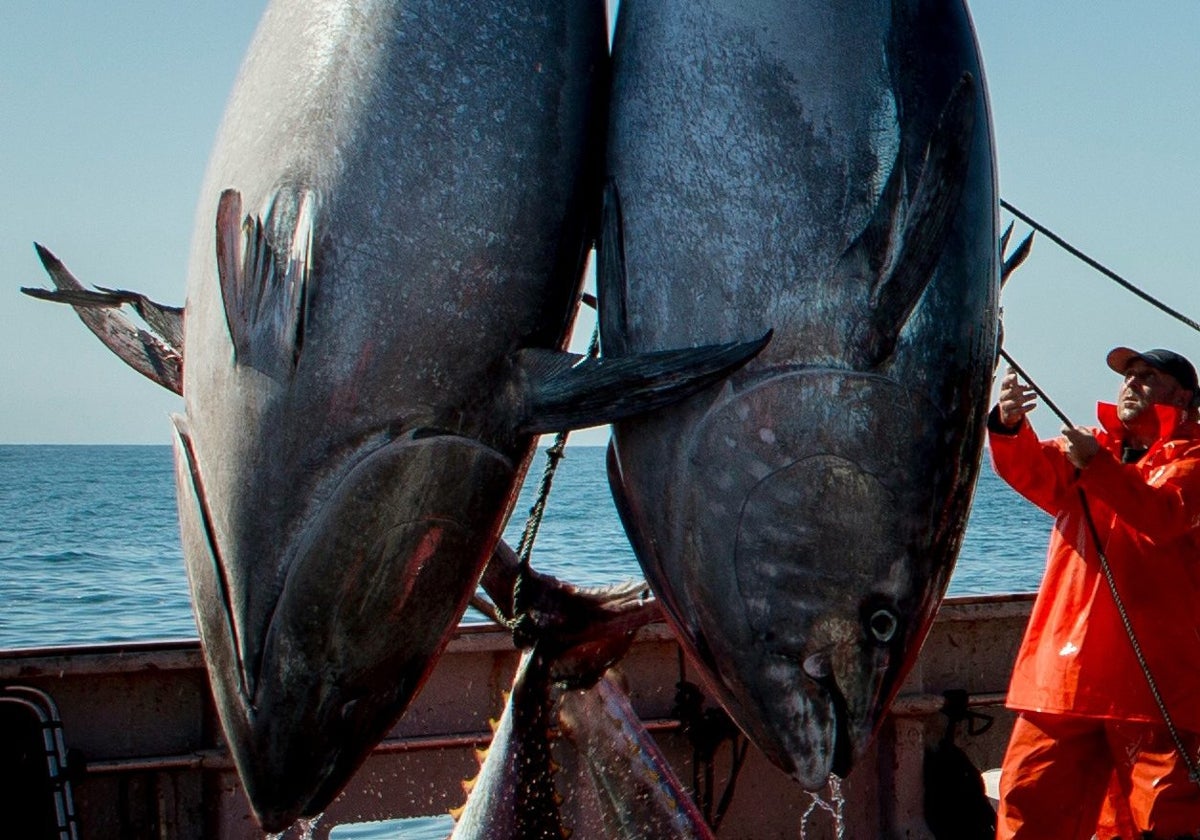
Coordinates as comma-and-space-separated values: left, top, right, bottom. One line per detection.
987, 405, 1023, 436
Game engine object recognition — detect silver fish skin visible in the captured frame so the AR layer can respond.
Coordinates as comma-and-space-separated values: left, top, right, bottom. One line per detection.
556, 675, 717, 840
450, 585, 712, 840
169, 0, 619, 831
452, 663, 715, 840
449, 648, 567, 840
19, 0, 766, 829
601, 0, 999, 788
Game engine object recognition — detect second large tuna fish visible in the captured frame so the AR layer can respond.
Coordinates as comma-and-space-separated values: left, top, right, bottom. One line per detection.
601, 0, 999, 786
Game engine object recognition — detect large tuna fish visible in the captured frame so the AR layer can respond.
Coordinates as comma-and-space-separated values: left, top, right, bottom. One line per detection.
600, 0, 999, 787
23, 0, 765, 831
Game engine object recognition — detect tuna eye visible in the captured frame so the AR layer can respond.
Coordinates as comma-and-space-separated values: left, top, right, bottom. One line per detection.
868, 609, 898, 643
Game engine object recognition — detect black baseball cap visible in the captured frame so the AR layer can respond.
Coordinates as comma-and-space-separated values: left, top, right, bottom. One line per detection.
1107, 346, 1200, 404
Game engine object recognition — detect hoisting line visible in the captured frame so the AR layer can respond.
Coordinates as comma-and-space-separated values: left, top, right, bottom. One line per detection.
1077, 486, 1200, 785
509, 307, 603, 642
1000, 199, 1200, 333
996, 349, 1071, 428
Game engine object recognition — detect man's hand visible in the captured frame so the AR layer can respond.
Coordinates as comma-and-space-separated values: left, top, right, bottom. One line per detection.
1061, 426, 1100, 468
998, 367, 1038, 427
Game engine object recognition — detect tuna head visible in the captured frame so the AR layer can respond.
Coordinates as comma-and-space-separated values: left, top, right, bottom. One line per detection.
174, 415, 516, 828
610, 369, 963, 786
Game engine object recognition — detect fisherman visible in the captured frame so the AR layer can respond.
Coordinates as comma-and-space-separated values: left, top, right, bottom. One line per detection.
989, 347, 1200, 839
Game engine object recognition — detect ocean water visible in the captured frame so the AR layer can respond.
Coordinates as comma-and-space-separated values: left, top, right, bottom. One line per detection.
0, 443, 1050, 651
0, 443, 1050, 838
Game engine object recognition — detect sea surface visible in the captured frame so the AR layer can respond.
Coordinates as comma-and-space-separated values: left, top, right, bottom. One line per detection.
0, 443, 1050, 651
0, 444, 1051, 839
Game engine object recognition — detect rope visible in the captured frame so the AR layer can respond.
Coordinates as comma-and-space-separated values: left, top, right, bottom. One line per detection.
1078, 489, 1200, 785
509, 314, 602, 643
1000, 199, 1200, 333
997, 349, 1073, 428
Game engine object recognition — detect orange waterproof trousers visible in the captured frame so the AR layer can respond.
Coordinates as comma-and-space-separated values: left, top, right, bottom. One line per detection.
996, 711, 1200, 839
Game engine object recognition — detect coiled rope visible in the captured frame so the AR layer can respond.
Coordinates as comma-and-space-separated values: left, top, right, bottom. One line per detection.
1001, 201, 1200, 785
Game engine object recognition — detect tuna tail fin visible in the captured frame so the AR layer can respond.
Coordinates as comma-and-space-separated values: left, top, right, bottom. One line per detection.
514, 331, 771, 435
88, 285, 185, 349
849, 72, 978, 367
23, 244, 184, 394
215, 186, 317, 381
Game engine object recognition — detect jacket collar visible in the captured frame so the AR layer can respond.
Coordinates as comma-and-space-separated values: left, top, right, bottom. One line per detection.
1097, 401, 1194, 444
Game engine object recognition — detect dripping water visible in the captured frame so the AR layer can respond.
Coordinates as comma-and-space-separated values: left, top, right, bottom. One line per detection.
799, 776, 846, 839
267, 813, 323, 840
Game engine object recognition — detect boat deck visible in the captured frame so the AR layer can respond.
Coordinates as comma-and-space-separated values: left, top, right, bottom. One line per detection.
0, 593, 1032, 839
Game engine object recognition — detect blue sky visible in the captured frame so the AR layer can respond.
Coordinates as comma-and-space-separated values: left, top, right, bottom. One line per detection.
2, 2, 1198, 444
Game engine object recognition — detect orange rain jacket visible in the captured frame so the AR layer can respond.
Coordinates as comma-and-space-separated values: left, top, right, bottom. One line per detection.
988, 402, 1200, 729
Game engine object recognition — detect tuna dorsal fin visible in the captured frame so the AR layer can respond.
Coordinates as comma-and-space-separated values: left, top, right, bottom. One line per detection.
23, 244, 184, 394
514, 332, 771, 435
596, 179, 631, 358
999, 220, 1014, 258
1001, 230, 1034, 287
215, 186, 317, 380
847, 73, 977, 367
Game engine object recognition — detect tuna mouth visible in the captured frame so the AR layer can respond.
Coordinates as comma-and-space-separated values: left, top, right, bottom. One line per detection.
799, 651, 853, 780
819, 675, 854, 778
172, 419, 519, 831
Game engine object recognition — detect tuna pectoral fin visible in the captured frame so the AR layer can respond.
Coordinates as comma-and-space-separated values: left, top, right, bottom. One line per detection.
215, 187, 316, 381
514, 332, 770, 435
170, 414, 252, 705
850, 73, 977, 366
23, 244, 183, 394
596, 179, 631, 358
